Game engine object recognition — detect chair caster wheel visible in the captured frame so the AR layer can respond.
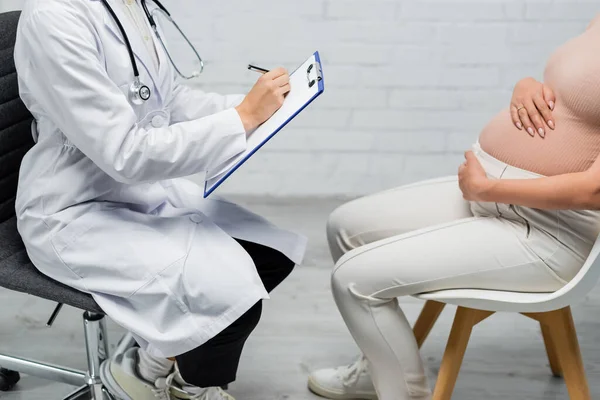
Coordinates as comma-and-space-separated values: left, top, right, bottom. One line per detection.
0, 368, 20, 391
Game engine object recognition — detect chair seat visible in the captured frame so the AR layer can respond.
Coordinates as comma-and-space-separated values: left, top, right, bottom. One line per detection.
415, 289, 556, 313
0, 217, 103, 314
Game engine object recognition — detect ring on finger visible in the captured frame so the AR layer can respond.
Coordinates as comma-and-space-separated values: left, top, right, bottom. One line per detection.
516, 105, 526, 111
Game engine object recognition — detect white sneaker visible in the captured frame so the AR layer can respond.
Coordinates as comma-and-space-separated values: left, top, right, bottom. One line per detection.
100, 348, 172, 400
308, 356, 377, 400
168, 365, 235, 400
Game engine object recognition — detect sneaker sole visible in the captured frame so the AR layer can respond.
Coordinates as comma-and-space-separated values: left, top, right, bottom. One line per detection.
307, 376, 378, 400
99, 360, 134, 400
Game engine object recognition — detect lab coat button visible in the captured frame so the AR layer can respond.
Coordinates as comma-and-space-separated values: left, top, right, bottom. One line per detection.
151, 115, 165, 128
189, 215, 203, 224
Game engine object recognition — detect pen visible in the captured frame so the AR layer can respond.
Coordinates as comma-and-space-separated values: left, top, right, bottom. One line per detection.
247, 64, 270, 74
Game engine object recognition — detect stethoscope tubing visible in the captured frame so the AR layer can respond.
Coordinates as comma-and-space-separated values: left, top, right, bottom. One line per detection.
101, 0, 141, 78
140, 0, 170, 29
99, 0, 203, 103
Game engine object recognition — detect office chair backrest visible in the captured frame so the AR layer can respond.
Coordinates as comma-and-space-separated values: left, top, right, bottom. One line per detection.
0, 11, 34, 224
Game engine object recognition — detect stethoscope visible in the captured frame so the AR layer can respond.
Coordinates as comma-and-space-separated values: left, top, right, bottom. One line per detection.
101, 0, 205, 105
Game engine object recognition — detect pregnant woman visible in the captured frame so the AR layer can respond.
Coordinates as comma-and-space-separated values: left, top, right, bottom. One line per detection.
308, 15, 600, 400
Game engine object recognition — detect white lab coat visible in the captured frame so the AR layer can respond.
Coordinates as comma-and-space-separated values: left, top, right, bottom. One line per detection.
13, 0, 306, 358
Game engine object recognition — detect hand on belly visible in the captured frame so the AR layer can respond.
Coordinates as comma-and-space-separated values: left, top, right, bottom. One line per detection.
478, 106, 600, 176
509, 77, 556, 138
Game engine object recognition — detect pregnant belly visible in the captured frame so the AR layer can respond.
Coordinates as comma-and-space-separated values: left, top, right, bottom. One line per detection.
478, 108, 600, 176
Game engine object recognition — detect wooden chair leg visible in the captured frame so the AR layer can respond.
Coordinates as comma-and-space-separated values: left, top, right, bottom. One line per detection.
432, 307, 494, 400
540, 322, 562, 377
413, 301, 446, 349
524, 308, 591, 400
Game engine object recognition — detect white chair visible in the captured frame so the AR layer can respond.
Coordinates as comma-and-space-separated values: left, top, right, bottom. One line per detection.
410, 236, 600, 400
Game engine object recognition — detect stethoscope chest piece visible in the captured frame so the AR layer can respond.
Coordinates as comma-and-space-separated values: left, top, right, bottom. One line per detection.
130, 77, 151, 105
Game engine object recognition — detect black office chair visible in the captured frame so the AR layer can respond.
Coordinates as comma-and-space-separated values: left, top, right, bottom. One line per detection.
0, 11, 134, 400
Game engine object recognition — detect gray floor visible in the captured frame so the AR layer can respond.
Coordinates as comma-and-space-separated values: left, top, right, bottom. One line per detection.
2, 197, 600, 399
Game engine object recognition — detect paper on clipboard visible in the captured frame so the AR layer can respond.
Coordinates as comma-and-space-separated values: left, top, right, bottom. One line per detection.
204, 51, 324, 197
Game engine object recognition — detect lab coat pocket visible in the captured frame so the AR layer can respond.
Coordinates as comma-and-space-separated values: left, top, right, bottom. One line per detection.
51, 209, 187, 298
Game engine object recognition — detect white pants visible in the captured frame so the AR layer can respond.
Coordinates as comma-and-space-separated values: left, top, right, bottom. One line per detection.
329, 143, 600, 400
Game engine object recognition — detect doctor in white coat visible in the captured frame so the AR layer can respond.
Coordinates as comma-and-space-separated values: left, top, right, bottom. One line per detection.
13, 0, 306, 399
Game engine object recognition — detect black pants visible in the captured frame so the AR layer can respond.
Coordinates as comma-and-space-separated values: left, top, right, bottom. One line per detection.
175, 239, 295, 388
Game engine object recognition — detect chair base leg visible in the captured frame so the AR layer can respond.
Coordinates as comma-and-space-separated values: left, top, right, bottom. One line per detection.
1, 311, 136, 399
433, 307, 494, 400
63, 385, 91, 400
413, 300, 446, 349
62, 385, 117, 400
114, 332, 136, 357
0, 312, 121, 399
433, 306, 591, 400
523, 307, 591, 400
540, 322, 562, 377
0, 354, 86, 387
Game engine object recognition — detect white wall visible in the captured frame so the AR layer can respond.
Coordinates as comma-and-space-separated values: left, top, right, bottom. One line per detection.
173, 0, 594, 196
4, 0, 596, 196
0, 0, 22, 12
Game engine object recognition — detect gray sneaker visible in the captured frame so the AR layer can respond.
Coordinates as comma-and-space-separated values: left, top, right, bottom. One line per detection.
169, 365, 235, 400
100, 348, 172, 400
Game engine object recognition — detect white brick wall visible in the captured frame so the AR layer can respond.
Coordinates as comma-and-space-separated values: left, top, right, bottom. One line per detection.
188, 0, 594, 197
3, 0, 597, 196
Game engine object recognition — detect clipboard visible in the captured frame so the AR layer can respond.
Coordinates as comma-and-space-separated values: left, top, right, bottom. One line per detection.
204, 51, 325, 198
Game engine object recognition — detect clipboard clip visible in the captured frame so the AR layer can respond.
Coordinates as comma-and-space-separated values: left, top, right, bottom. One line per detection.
307, 62, 323, 88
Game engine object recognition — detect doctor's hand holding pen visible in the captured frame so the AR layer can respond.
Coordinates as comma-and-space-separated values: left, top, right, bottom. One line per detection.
236, 67, 291, 133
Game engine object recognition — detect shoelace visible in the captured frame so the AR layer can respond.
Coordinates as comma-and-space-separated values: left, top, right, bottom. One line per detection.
338, 355, 369, 388
188, 387, 235, 400
157, 370, 235, 400
153, 372, 177, 400
151, 385, 171, 400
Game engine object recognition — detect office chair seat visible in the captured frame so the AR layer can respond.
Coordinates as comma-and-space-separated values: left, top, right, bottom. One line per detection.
0, 217, 103, 314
